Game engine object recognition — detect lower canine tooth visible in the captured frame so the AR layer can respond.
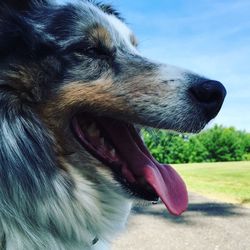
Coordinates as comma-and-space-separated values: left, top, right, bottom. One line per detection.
110, 149, 116, 157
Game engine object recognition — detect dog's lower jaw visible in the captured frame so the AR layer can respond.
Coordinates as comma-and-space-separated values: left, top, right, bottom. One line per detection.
1, 168, 132, 250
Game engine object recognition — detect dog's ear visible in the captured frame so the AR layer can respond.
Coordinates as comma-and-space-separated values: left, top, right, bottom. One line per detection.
2, 0, 48, 11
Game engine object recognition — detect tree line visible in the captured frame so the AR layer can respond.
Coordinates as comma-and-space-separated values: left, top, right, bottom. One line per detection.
142, 125, 250, 164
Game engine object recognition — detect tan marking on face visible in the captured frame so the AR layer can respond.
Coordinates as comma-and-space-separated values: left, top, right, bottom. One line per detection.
87, 24, 113, 50
39, 72, 170, 130
41, 78, 129, 118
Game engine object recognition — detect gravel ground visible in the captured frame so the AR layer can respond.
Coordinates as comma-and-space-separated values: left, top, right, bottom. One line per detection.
112, 193, 250, 250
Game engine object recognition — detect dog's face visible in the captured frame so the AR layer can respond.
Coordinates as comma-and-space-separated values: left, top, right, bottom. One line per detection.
0, 0, 226, 216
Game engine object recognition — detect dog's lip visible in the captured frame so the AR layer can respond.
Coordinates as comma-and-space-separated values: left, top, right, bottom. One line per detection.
72, 115, 188, 216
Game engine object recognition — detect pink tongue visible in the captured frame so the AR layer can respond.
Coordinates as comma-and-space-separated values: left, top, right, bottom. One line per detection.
142, 164, 188, 215
99, 119, 188, 216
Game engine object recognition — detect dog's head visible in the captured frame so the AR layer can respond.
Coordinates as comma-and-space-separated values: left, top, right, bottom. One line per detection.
0, 0, 226, 216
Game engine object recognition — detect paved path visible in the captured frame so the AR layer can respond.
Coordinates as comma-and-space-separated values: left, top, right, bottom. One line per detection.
112, 193, 250, 250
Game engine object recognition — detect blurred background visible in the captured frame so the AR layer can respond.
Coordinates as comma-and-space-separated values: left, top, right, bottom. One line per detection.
109, 1, 250, 249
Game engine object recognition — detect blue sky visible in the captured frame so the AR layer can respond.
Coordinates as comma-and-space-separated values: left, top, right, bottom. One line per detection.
108, 0, 250, 132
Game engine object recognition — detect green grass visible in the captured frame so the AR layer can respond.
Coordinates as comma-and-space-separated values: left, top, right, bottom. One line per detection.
173, 161, 250, 205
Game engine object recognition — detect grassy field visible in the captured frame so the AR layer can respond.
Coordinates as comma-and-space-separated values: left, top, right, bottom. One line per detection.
173, 161, 250, 205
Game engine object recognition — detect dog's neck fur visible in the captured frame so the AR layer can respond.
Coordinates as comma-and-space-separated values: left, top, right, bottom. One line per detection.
1, 168, 132, 250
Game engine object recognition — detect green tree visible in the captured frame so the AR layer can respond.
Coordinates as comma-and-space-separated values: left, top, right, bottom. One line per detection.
142, 125, 250, 163
185, 136, 209, 163
197, 125, 248, 162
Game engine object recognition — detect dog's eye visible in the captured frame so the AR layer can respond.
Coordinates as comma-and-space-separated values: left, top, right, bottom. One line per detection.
66, 41, 116, 61
85, 46, 116, 60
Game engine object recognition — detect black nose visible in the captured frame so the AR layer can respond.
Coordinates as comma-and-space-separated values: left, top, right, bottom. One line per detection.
189, 80, 227, 120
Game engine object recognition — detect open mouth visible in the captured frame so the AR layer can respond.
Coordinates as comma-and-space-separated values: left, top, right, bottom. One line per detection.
72, 114, 188, 216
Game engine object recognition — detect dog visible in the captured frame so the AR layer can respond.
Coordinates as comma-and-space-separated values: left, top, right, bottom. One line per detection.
0, 0, 226, 249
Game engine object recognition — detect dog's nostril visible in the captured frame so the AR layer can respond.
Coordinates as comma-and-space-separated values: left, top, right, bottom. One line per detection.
189, 80, 227, 120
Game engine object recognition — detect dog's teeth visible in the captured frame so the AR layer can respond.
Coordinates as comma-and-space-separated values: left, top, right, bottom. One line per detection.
88, 123, 100, 137
110, 149, 116, 157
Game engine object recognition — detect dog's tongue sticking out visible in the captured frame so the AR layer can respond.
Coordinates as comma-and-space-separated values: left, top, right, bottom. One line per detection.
98, 119, 188, 216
